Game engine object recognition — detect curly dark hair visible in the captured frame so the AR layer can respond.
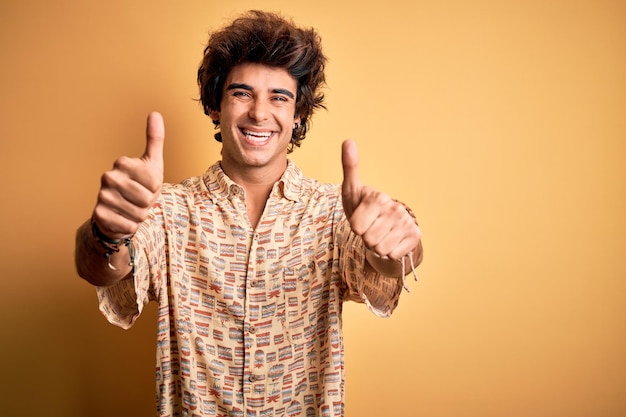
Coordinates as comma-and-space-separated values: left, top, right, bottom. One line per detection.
197, 10, 327, 152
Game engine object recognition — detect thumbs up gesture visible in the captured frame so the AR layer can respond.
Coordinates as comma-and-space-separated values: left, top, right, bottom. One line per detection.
91, 112, 165, 239
341, 140, 422, 271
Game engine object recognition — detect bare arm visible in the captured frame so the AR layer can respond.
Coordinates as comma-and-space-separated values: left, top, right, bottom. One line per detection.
75, 112, 165, 286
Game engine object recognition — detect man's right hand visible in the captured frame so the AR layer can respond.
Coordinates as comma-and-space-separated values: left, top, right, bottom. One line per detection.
91, 112, 165, 239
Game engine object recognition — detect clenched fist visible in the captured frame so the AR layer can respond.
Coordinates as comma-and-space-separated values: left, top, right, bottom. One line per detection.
91, 112, 165, 239
341, 139, 421, 264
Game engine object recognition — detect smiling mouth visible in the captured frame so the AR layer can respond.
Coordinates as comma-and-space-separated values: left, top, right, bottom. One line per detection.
241, 129, 273, 145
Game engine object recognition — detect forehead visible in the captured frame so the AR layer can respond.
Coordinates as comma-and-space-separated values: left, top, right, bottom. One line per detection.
225, 62, 297, 92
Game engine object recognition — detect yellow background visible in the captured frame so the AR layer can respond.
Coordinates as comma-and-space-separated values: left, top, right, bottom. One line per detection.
1, 0, 624, 416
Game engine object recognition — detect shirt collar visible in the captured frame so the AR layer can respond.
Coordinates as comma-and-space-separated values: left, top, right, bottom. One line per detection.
278, 160, 303, 202
202, 160, 303, 202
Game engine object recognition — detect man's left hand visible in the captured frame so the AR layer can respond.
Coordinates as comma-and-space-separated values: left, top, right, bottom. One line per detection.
341, 139, 422, 265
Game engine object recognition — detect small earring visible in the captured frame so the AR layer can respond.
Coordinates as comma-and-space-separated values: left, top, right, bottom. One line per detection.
294, 122, 299, 130
212, 119, 222, 142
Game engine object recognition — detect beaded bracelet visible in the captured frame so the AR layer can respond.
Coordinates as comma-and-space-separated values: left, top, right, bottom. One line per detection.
91, 219, 136, 273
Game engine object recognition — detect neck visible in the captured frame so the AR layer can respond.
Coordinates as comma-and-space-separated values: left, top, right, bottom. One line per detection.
220, 161, 287, 229
222, 164, 284, 193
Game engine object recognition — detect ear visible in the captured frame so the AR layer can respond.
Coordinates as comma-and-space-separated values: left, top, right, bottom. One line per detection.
209, 109, 220, 122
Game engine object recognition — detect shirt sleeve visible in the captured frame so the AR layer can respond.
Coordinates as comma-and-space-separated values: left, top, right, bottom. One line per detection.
95, 204, 167, 329
337, 217, 404, 318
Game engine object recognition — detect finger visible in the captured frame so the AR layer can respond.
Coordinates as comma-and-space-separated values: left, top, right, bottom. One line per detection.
367, 228, 420, 260
341, 140, 363, 215
386, 229, 422, 261
110, 156, 162, 194
341, 139, 361, 191
349, 188, 392, 234
142, 111, 165, 171
97, 188, 152, 223
101, 168, 159, 208
92, 204, 144, 238
358, 200, 420, 256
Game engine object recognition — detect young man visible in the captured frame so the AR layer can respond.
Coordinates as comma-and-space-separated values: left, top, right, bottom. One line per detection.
75, 10, 422, 417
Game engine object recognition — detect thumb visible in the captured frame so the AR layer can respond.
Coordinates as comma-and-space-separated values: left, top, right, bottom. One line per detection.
142, 111, 165, 172
341, 139, 362, 215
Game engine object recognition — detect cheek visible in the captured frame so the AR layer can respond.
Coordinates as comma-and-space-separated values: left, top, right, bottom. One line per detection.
281, 106, 298, 123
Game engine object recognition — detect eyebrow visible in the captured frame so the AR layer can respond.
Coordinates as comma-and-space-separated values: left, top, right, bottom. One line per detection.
226, 83, 295, 99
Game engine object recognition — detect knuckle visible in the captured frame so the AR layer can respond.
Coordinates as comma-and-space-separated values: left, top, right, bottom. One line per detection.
349, 221, 364, 236
373, 244, 389, 258
386, 251, 402, 261
414, 225, 422, 240
136, 191, 155, 209
99, 170, 116, 187
92, 205, 107, 223
129, 207, 148, 223
96, 187, 116, 207
361, 234, 378, 250
146, 175, 163, 194
391, 201, 405, 213
113, 155, 133, 170
389, 201, 408, 217
369, 189, 390, 203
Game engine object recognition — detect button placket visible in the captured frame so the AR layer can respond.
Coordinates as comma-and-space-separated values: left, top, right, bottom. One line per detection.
242, 226, 267, 404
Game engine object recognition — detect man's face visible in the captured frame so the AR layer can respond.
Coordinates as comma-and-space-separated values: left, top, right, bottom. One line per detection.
211, 62, 299, 182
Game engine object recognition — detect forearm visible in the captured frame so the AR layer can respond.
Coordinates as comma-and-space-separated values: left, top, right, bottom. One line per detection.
74, 219, 133, 287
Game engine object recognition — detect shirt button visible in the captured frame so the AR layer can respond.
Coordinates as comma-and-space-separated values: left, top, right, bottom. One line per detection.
249, 280, 257, 287
249, 374, 258, 382
249, 325, 257, 334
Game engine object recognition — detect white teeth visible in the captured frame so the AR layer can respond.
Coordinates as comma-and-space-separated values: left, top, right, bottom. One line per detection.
243, 129, 272, 144
243, 130, 271, 138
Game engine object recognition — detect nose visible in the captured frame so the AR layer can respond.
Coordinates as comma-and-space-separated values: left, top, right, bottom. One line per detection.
248, 98, 270, 122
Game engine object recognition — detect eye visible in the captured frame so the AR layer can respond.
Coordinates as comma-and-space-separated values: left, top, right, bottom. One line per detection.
271, 95, 290, 103
233, 90, 251, 98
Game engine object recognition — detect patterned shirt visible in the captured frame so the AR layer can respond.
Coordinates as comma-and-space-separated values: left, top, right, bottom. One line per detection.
97, 161, 404, 417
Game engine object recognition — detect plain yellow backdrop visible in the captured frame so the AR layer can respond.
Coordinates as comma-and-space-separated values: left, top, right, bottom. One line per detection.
1, 1, 624, 416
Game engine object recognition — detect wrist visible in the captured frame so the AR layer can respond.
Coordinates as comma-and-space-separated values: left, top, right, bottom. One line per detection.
90, 218, 136, 273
